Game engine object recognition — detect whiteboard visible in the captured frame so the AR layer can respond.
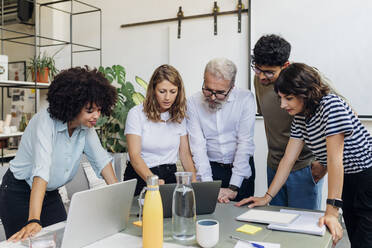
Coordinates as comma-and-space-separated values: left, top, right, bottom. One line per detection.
252, 0, 372, 117
169, 15, 249, 97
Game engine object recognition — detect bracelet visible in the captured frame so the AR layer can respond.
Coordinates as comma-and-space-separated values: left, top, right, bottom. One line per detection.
265, 191, 274, 199
27, 219, 42, 226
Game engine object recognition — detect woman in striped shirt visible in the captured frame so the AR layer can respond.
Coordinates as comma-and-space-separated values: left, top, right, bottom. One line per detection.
236, 63, 372, 247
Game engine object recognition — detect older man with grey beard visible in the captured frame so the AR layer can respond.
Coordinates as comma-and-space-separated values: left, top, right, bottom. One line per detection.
186, 58, 256, 203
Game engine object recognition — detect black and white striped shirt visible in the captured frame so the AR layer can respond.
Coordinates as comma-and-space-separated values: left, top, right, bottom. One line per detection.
291, 94, 372, 174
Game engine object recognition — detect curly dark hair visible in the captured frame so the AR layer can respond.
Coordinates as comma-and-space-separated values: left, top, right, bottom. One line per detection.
47, 67, 117, 122
274, 63, 330, 118
252, 34, 291, 66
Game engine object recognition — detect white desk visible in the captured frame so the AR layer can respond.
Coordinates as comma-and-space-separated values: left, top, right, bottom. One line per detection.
0, 203, 333, 248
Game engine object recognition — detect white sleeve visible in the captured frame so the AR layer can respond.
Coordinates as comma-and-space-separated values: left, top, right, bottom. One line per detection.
180, 118, 187, 136
186, 98, 213, 182
124, 106, 142, 136
31, 113, 54, 184
230, 92, 256, 187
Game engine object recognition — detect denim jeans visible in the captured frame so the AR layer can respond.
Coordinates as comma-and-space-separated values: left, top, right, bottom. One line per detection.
267, 165, 323, 210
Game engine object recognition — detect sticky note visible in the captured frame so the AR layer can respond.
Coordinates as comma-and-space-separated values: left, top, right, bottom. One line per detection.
236, 224, 262, 235
132, 220, 142, 227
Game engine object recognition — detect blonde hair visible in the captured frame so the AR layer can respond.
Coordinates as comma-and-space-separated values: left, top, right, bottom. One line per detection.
143, 64, 186, 123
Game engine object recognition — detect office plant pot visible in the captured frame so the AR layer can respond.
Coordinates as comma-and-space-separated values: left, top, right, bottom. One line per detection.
32, 67, 49, 83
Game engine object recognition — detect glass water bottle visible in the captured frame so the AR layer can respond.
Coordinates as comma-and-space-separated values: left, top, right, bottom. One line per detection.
172, 172, 196, 241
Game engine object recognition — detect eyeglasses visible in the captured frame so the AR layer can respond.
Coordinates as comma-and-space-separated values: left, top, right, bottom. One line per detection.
251, 64, 276, 79
202, 84, 233, 100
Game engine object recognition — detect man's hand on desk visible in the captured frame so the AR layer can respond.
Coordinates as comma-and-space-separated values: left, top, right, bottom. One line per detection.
217, 188, 238, 203
8, 223, 42, 242
235, 195, 271, 208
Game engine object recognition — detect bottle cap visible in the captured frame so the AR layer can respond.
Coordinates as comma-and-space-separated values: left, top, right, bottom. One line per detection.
146, 175, 159, 186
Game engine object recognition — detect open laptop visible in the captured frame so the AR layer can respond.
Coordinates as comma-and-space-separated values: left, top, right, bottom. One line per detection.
159, 181, 221, 218
58, 179, 137, 248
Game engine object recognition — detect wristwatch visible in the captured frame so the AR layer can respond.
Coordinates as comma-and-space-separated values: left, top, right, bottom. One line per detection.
326, 198, 343, 208
228, 184, 239, 192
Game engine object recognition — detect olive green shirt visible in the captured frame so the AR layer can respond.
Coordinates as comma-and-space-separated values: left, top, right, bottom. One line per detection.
254, 76, 313, 171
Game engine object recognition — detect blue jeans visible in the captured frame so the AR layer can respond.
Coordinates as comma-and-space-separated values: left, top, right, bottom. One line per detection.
267, 165, 323, 210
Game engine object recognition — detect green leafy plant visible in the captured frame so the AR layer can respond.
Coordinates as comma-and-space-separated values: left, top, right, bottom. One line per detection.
27, 52, 58, 80
97, 65, 148, 153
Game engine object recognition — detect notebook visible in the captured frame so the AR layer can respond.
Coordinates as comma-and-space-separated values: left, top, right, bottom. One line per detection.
159, 181, 221, 218
267, 209, 326, 236
236, 209, 299, 225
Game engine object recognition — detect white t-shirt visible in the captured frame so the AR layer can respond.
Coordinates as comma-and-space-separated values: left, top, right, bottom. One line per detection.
124, 104, 187, 168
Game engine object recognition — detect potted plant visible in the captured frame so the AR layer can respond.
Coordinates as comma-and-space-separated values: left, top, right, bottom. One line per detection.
96, 65, 147, 180
97, 65, 148, 153
28, 52, 58, 83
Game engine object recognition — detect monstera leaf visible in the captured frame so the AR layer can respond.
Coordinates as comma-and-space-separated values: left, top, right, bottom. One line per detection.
97, 65, 148, 153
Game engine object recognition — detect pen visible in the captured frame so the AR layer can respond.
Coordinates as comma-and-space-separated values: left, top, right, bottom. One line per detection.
230, 235, 265, 248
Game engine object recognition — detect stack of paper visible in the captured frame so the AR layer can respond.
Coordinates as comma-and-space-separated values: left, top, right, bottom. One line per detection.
267, 209, 326, 236
236, 209, 299, 225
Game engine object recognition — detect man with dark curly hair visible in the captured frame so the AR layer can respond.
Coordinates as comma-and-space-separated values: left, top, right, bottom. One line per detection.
0, 67, 119, 241
237, 35, 326, 210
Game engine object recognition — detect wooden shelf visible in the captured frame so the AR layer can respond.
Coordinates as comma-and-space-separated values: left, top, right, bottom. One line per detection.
0, 132, 23, 139
0, 80, 50, 89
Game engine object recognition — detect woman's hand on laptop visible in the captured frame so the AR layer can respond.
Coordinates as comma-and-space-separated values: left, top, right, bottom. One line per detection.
235, 195, 271, 208
8, 222, 42, 242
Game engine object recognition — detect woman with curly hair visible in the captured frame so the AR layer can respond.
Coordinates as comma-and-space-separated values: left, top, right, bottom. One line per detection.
0, 67, 118, 241
237, 63, 372, 247
124, 64, 196, 195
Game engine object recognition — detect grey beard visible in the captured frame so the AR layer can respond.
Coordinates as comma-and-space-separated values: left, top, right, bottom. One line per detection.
204, 97, 227, 112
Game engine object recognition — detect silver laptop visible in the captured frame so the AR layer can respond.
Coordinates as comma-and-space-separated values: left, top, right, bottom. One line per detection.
60, 179, 137, 248
159, 181, 221, 218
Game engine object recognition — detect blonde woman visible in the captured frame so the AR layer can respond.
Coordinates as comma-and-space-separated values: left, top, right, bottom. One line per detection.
124, 64, 196, 195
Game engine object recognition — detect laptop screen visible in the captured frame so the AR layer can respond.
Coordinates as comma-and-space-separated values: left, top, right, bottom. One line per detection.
159, 181, 221, 218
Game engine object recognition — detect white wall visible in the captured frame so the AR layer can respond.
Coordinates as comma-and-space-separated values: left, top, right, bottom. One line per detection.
52, 0, 372, 210
252, 0, 372, 117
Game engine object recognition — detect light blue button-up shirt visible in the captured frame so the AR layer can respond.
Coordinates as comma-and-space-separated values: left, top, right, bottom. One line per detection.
10, 108, 112, 191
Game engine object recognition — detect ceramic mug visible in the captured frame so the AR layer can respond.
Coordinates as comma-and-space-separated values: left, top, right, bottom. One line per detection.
196, 219, 219, 248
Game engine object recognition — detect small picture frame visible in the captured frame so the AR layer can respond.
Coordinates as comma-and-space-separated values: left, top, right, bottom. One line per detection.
8, 61, 26, 81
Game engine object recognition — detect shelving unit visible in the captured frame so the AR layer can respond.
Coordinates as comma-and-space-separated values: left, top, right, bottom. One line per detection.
0, 131, 23, 138
0, 0, 102, 164
0, 80, 49, 88
0, 131, 22, 163
1, 148, 17, 158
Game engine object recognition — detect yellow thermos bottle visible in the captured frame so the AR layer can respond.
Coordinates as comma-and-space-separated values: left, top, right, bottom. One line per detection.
142, 175, 163, 248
